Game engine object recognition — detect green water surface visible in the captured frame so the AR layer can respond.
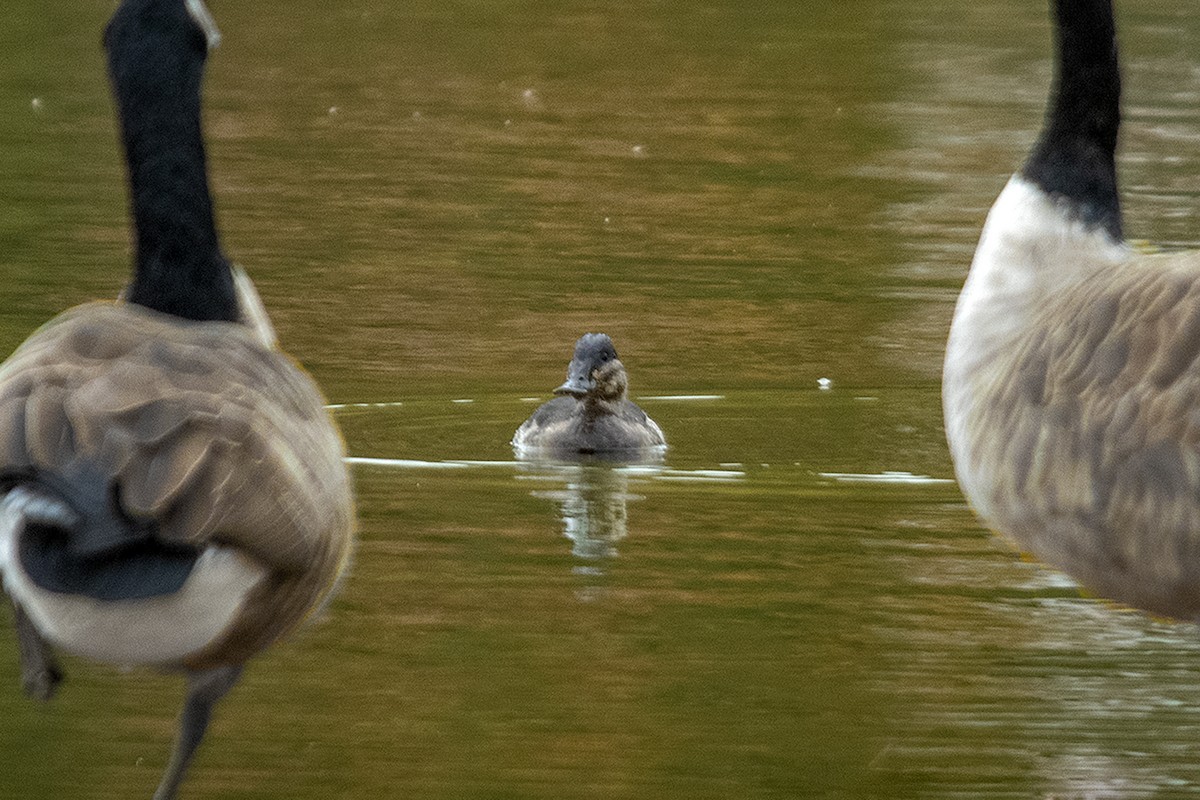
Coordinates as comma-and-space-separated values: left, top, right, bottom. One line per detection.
2, 1, 1200, 798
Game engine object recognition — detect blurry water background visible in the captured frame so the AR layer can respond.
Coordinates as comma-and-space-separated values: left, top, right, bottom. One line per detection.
3, 1, 1200, 798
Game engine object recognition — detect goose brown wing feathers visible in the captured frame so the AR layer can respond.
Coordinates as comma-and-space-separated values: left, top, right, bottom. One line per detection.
0, 302, 352, 579
972, 252, 1200, 615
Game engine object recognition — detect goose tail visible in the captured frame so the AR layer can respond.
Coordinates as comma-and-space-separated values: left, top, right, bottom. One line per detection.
1, 466, 197, 603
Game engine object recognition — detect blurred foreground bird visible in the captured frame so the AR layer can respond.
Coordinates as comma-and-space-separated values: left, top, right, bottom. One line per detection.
944, 0, 1200, 620
0, 1, 355, 797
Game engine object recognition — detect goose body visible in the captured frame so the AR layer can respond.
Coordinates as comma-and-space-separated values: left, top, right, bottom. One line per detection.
0, 1, 353, 798
943, 0, 1200, 619
513, 333, 666, 457
0, 302, 351, 667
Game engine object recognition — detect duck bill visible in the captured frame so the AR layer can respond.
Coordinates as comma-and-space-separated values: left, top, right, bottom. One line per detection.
553, 374, 592, 398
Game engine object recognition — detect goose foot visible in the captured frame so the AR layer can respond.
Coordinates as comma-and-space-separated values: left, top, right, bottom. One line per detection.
10, 598, 62, 702
152, 663, 243, 800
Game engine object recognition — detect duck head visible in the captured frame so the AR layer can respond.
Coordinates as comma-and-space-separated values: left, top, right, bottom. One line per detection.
554, 333, 628, 403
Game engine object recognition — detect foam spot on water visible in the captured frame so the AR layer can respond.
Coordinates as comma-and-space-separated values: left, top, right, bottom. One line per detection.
818, 471, 954, 485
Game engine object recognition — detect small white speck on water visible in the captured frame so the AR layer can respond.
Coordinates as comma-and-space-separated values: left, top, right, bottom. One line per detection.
31, 97, 43, 111
504, 119, 513, 127
817, 377, 832, 390
631, 144, 646, 157
603, 217, 611, 224
521, 88, 544, 111
328, 106, 339, 115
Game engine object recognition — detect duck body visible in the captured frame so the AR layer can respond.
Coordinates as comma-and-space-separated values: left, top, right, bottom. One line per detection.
0, 1, 354, 797
513, 333, 665, 457
944, 0, 1200, 619
514, 395, 666, 455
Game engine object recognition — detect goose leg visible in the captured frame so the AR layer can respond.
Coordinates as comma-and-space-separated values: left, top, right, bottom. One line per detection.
152, 663, 243, 800
8, 596, 62, 701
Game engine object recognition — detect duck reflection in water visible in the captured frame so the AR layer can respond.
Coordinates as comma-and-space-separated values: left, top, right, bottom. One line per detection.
524, 463, 651, 590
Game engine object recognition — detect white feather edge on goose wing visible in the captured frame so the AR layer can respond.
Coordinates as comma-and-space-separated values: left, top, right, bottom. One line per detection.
230, 264, 277, 349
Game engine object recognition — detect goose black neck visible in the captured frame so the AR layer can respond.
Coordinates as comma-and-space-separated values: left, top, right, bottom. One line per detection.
1021, 0, 1123, 241
106, 0, 237, 322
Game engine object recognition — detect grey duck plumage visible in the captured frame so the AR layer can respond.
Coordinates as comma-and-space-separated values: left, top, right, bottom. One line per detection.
513, 333, 666, 457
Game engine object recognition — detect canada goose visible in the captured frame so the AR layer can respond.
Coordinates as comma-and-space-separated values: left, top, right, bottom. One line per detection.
0, 1, 354, 798
512, 333, 666, 456
943, 0, 1200, 619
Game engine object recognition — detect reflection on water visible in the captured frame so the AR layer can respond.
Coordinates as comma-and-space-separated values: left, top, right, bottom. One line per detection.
517, 456, 746, 596
350, 449, 748, 580
524, 463, 638, 568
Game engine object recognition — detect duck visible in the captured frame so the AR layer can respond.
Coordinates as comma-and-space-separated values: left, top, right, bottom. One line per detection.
512, 333, 666, 457
0, 1, 355, 798
943, 0, 1200, 620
